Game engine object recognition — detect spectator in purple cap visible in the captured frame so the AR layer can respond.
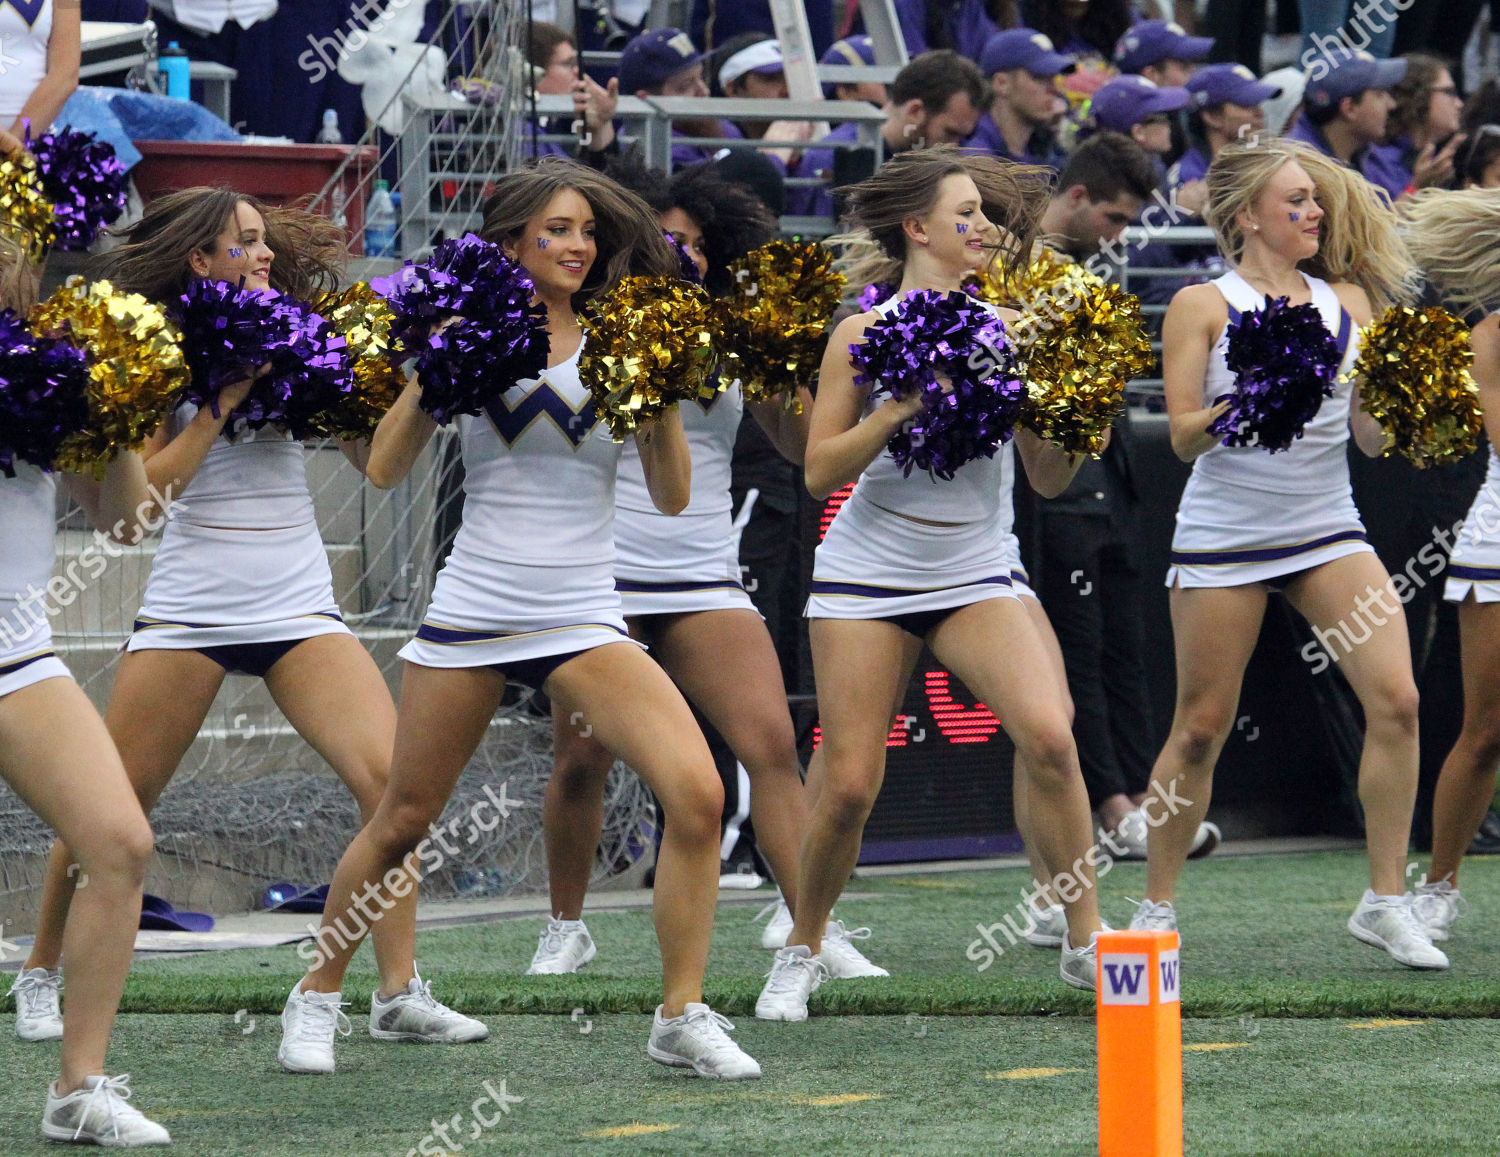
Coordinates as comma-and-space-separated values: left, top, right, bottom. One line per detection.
1169, 63, 1281, 214
620, 26, 739, 168
820, 34, 886, 105
1287, 50, 1407, 196
1087, 74, 1191, 160
1113, 19, 1214, 88
790, 50, 985, 218
966, 28, 1074, 172
1364, 54, 1467, 203
891, 0, 1018, 61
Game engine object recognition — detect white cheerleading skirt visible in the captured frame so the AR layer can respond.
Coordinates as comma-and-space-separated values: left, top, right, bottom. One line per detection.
0, 650, 72, 698
806, 489, 1019, 619
1445, 476, 1500, 603
613, 506, 756, 618
126, 520, 349, 652
999, 529, 1035, 599
1166, 476, 1371, 589
399, 546, 641, 669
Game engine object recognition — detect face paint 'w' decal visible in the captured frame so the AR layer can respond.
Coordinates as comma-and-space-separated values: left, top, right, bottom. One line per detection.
484, 382, 597, 447
1, 1, 46, 29
956, 223, 968, 234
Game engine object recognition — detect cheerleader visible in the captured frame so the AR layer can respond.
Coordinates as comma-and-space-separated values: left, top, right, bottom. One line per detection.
0, 236, 169, 1144
1129, 139, 1446, 969
18, 189, 487, 1055
1398, 188, 1500, 943
754, 146, 1106, 1023
280, 158, 761, 1079
527, 160, 885, 977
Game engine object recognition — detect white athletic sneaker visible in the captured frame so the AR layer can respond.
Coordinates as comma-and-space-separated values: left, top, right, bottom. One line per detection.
1348, 891, 1449, 970
10, 966, 63, 1041
648, 1002, 762, 1079
1188, 821, 1222, 859
819, 920, 889, 978
1111, 810, 1150, 859
41, 1074, 170, 1146
278, 979, 352, 1074
1059, 932, 1099, 991
370, 973, 489, 1043
755, 897, 793, 950
1128, 898, 1178, 933
525, 917, 596, 975
1412, 880, 1465, 943
1022, 903, 1068, 949
754, 945, 828, 1022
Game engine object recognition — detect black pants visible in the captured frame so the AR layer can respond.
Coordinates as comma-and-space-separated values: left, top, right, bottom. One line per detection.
1037, 512, 1159, 807
1205, 0, 1268, 72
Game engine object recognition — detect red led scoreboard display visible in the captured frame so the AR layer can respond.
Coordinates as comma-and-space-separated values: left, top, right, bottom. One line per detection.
802, 486, 1020, 863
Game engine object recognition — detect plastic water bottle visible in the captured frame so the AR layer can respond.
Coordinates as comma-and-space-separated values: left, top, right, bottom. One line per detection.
364, 179, 397, 258
316, 109, 342, 144
158, 42, 190, 100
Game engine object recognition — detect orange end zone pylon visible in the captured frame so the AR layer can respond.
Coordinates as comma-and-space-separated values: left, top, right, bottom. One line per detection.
1097, 928, 1183, 1157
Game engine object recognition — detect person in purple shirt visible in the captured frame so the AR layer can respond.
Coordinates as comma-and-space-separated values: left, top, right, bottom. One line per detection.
790, 50, 984, 219
1170, 64, 1281, 214
1286, 50, 1406, 199
1365, 53, 1467, 203
965, 28, 1073, 172
619, 27, 743, 169
891, 0, 1018, 61
1087, 74, 1191, 159
1114, 20, 1213, 87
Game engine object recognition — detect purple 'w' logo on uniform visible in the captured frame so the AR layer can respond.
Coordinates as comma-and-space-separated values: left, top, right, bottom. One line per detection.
2, 1, 47, 28
484, 383, 597, 448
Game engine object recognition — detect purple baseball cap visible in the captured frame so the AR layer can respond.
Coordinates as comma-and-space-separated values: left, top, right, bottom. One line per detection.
820, 34, 877, 98
1090, 74, 1191, 133
1113, 20, 1214, 74
1304, 50, 1407, 111
1186, 63, 1282, 108
978, 28, 1076, 79
619, 27, 705, 94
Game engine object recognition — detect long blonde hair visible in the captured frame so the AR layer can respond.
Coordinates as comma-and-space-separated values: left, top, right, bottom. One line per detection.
829, 145, 1048, 295
1204, 138, 1414, 309
1400, 186, 1500, 315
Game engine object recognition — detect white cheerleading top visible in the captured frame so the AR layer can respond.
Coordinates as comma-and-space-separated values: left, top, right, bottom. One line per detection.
0, 464, 57, 661
450, 343, 622, 566
615, 378, 742, 518
168, 402, 315, 528
849, 294, 1007, 524
0, 0, 52, 125
1191, 270, 1359, 496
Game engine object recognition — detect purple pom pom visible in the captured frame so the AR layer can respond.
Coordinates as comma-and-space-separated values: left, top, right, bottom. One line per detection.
849, 289, 1024, 480
0, 309, 92, 475
273, 302, 357, 441
372, 233, 548, 425
29, 128, 129, 251
667, 232, 702, 284
174, 280, 299, 431
857, 283, 894, 312
1210, 296, 1342, 453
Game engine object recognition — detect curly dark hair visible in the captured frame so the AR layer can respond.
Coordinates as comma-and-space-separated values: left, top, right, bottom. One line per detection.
603, 154, 777, 295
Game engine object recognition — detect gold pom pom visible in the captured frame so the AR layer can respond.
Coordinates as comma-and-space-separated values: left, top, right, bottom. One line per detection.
579, 275, 722, 439
717, 241, 845, 410
1350, 305, 1483, 468
0, 150, 55, 261
34, 276, 186, 476
967, 248, 1105, 310
1014, 282, 1153, 456
309, 283, 403, 440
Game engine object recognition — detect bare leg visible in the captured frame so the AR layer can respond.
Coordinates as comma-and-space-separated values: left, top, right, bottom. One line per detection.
1144, 584, 1267, 904
1428, 601, 1500, 886
1012, 594, 1072, 911
0, 677, 155, 1091
25, 649, 224, 972
542, 705, 615, 920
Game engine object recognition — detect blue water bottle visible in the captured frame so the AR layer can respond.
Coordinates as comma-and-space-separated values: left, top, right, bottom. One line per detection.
158, 42, 191, 101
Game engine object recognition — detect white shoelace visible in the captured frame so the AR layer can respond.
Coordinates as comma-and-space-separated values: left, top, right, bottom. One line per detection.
752, 899, 784, 924
68, 1074, 146, 1142
682, 1006, 742, 1057
826, 920, 872, 945
295, 992, 352, 1043
764, 952, 829, 993
11, 972, 60, 1017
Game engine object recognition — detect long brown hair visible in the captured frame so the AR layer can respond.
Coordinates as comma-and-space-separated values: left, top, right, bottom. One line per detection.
832, 145, 1047, 292
93, 187, 346, 303
479, 157, 678, 311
